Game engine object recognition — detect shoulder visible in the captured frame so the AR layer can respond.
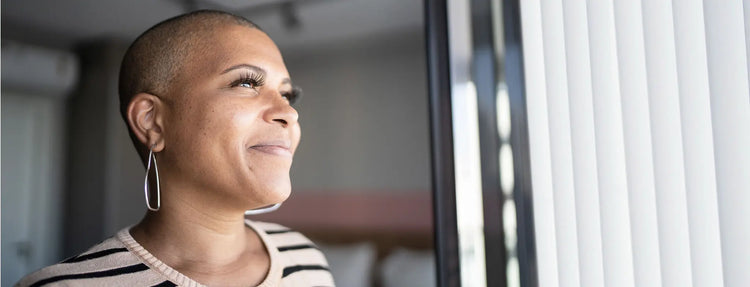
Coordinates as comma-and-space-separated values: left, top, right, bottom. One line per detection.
15, 233, 165, 287
247, 221, 321, 254
248, 221, 321, 248
247, 220, 336, 286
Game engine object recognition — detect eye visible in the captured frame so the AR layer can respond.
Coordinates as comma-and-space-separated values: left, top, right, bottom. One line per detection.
230, 72, 266, 89
281, 87, 302, 104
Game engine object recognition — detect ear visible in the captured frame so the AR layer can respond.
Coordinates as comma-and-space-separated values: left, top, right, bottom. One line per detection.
126, 93, 166, 152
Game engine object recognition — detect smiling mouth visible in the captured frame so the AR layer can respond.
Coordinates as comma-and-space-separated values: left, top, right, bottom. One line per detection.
249, 144, 292, 156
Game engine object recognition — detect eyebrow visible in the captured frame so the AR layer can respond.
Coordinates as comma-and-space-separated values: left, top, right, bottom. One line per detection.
221, 63, 293, 86
221, 63, 263, 74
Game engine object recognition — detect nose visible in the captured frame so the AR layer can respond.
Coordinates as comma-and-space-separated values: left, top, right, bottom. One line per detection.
263, 93, 299, 127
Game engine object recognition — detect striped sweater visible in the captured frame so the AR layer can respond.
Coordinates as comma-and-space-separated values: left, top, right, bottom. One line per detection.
16, 220, 335, 287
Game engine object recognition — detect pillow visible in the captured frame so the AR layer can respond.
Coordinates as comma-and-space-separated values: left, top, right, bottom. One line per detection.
379, 248, 436, 287
317, 242, 377, 287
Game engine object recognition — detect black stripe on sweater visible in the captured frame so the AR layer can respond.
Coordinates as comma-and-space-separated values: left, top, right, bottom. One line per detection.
62, 248, 129, 263
265, 229, 294, 235
278, 244, 318, 252
282, 265, 330, 277
29, 263, 149, 287
151, 280, 177, 287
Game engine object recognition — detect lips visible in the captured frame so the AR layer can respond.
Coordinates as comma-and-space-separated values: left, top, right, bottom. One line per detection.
249, 140, 292, 156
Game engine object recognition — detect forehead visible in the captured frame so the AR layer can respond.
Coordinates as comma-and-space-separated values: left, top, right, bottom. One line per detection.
187, 24, 288, 77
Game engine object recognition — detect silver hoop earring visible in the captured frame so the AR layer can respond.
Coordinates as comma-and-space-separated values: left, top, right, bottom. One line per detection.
144, 144, 161, 211
244, 203, 281, 215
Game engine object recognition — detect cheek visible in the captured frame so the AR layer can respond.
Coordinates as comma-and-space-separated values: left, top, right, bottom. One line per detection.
169, 101, 238, 151
227, 107, 267, 153
166, 96, 265, 167
229, 105, 260, 134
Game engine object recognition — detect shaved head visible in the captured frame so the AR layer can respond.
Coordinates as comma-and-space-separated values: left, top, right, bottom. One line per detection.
118, 10, 262, 160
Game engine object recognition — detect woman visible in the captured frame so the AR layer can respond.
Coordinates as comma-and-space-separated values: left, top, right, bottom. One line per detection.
18, 10, 334, 287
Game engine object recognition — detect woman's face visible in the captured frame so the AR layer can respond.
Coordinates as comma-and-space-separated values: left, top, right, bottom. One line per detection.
159, 25, 300, 211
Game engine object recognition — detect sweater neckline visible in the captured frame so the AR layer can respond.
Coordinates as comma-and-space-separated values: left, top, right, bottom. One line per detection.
116, 219, 282, 287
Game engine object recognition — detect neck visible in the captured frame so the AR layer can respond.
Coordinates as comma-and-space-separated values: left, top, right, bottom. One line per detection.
130, 187, 259, 271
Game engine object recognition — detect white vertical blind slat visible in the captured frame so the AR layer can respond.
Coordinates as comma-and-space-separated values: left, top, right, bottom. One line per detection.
561, 0, 605, 286
672, 0, 725, 285
586, 0, 636, 285
519, 0, 560, 286
522, 0, 749, 286
540, 0, 580, 286
745, 0, 750, 94
640, 1, 694, 286
703, 1, 750, 286
611, 0, 663, 285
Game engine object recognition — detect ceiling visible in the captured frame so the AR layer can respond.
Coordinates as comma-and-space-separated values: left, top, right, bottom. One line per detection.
1, 0, 424, 51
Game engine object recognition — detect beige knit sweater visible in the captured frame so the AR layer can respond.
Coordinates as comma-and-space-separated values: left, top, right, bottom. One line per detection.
17, 220, 334, 287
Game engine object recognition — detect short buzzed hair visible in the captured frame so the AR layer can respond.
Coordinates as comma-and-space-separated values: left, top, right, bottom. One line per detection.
118, 10, 261, 161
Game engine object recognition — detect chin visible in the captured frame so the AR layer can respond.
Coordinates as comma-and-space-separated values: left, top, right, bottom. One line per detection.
268, 185, 292, 204
251, 179, 292, 208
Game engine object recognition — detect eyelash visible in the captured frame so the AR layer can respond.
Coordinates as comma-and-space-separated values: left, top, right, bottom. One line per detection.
230, 72, 300, 105
282, 87, 302, 105
230, 72, 266, 89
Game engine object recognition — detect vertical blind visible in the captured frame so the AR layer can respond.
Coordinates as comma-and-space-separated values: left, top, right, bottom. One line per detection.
519, 0, 750, 286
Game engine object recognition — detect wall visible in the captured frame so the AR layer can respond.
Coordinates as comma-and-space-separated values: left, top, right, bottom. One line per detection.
1, 42, 76, 283
283, 28, 431, 193
1, 92, 67, 285
62, 41, 140, 255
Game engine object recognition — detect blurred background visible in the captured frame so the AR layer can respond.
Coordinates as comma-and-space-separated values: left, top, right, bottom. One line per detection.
2, 0, 435, 286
